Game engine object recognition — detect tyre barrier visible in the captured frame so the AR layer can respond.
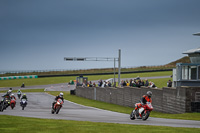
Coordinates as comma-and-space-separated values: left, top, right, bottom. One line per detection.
0, 75, 38, 80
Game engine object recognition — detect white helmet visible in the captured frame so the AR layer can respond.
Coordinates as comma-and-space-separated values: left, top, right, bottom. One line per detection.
11, 94, 14, 96
8, 90, 12, 94
59, 92, 63, 97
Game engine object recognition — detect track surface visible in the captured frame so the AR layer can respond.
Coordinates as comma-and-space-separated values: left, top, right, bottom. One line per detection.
0, 93, 200, 128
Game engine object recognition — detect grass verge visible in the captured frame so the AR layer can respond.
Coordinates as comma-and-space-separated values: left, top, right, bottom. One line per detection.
0, 71, 172, 88
0, 89, 44, 93
0, 115, 199, 133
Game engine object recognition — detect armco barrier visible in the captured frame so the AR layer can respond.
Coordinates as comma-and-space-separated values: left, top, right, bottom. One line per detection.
0, 75, 38, 80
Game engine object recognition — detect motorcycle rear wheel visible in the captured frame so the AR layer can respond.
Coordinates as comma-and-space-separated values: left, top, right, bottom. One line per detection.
142, 111, 150, 120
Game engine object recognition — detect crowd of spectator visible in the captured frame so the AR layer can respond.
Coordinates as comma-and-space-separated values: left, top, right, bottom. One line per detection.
80, 76, 173, 88
81, 77, 158, 88
120, 78, 157, 88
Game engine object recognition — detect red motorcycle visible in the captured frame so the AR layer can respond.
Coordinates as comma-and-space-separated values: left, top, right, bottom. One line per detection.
10, 98, 16, 109
130, 102, 153, 121
51, 98, 63, 114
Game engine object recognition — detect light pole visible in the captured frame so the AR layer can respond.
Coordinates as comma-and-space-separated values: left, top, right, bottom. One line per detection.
118, 49, 121, 87
64, 49, 121, 87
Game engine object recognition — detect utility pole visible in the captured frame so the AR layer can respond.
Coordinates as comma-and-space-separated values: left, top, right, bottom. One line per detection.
118, 49, 121, 87
64, 49, 121, 87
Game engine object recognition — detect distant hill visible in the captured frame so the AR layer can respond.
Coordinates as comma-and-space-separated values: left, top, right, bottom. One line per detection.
165, 56, 191, 67
1, 56, 191, 76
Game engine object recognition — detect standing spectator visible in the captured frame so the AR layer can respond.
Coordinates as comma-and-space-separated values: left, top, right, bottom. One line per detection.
98, 80, 103, 87
144, 79, 149, 87
120, 80, 124, 87
132, 79, 137, 87
108, 81, 112, 87
82, 82, 86, 87
129, 79, 133, 87
93, 82, 96, 87
123, 80, 127, 86
167, 80, 172, 87
136, 81, 140, 88
89, 81, 93, 87
140, 80, 144, 86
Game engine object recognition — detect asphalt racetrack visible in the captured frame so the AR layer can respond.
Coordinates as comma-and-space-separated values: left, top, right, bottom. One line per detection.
0, 92, 200, 128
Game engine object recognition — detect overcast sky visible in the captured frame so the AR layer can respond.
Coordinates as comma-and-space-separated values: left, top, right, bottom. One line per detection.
0, 0, 200, 71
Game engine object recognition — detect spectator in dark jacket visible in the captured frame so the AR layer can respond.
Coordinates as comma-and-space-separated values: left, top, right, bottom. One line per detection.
167, 80, 172, 87
144, 79, 149, 87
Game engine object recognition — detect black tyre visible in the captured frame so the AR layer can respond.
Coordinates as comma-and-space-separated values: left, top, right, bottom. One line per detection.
130, 110, 136, 120
142, 111, 150, 120
51, 109, 55, 114
11, 103, 14, 109
56, 106, 61, 114
22, 106, 24, 110
0, 104, 4, 112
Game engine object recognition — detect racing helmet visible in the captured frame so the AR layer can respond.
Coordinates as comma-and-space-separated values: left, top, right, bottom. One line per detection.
18, 89, 20, 91
59, 92, 63, 97
8, 90, 12, 94
23, 93, 26, 96
147, 91, 152, 97
11, 93, 14, 96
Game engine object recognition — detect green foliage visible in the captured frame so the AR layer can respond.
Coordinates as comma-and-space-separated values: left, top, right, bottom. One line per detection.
0, 89, 44, 93
0, 115, 199, 133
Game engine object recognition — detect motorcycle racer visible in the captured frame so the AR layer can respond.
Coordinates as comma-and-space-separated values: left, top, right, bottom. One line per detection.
52, 92, 64, 109
2, 90, 12, 100
20, 94, 28, 105
17, 89, 22, 94
134, 91, 152, 116
10, 94, 16, 100
21, 94, 28, 101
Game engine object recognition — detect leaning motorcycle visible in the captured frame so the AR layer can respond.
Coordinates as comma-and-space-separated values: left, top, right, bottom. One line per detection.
20, 99, 27, 110
10, 98, 16, 109
0, 99, 4, 112
51, 98, 63, 114
17, 92, 21, 99
3, 97, 10, 110
130, 102, 153, 121
0, 96, 11, 111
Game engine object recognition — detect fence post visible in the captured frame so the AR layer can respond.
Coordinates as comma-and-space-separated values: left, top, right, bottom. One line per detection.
94, 87, 96, 100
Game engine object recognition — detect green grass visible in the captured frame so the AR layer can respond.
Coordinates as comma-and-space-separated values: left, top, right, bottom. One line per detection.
0, 71, 172, 88
47, 91, 200, 121
0, 89, 44, 93
0, 115, 199, 133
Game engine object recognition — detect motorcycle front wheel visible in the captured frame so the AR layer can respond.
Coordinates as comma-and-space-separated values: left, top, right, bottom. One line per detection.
51, 108, 55, 114
11, 103, 14, 109
56, 106, 61, 114
0, 103, 4, 112
142, 111, 150, 120
130, 110, 136, 120
22, 106, 25, 110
